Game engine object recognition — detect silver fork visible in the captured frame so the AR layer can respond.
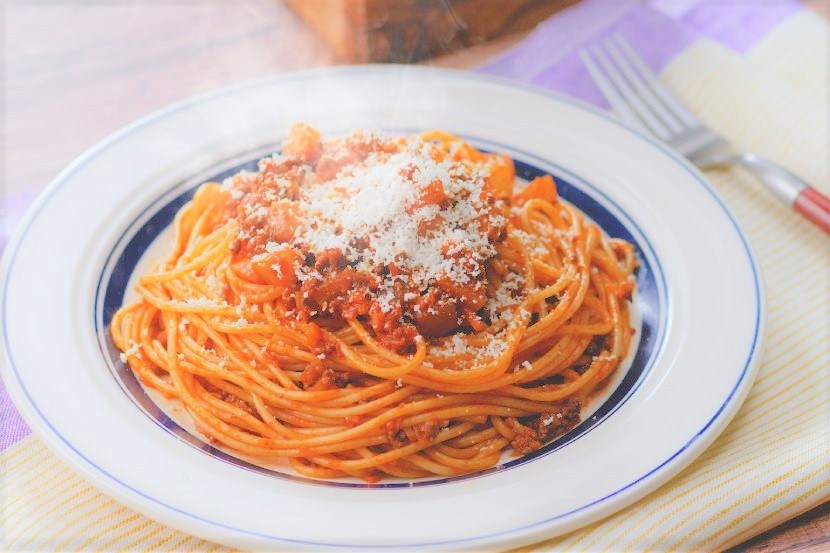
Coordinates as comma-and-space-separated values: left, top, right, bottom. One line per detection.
580, 34, 830, 235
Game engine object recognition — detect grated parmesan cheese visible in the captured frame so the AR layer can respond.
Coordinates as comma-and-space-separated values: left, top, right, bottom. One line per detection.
256, 138, 507, 316
184, 298, 224, 308
120, 341, 142, 363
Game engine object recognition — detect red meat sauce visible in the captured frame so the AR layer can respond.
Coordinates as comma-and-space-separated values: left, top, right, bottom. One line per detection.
211, 124, 544, 353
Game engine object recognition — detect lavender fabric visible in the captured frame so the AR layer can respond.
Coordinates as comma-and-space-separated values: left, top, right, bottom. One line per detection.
478, 0, 802, 107
0, 0, 803, 452
0, 387, 29, 451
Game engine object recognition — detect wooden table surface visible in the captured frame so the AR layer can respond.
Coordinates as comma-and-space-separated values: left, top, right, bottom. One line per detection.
2, 1, 828, 551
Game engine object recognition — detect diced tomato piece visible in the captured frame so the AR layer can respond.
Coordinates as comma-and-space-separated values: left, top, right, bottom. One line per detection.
435, 276, 487, 311
465, 312, 486, 332
484, 154, 515, 200
453, 142, 485, 163
306, 267, 354, 305
283, 122, 322, 164
417, 212, 445, 235
305, 322, 323, 348
300, 360, 325, 387
514, 175, 558, 206
230, 260, 257, 282
268, 202, 301, 243
413, 299, 458, 338
409, 180, 448, 212
250, 248, 300, 286
190, 183, 234, 228
418, 131, 485, 163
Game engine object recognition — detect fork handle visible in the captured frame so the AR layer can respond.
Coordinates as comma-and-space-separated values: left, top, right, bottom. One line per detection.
794, 187, 830, 235
732, 154, 830, 236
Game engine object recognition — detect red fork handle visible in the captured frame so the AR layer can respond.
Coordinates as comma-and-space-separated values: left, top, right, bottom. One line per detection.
794, 186, 830, 235
731, 154, 830, 236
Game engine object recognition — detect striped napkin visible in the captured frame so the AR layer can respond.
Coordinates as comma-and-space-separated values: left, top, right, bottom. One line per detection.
1, 0, 828, 550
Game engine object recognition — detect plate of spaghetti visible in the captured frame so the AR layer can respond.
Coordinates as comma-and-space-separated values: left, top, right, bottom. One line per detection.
0, 66, 764, 550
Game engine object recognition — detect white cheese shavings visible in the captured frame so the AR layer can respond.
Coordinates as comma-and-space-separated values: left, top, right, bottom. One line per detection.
184, 298, 224, 308
120, 341, 142, 363
485, 271, 527, 322
289, 140, 503, 294
513, 229, 550, 258
432, 333, 508, 364
236, 296, 247, 317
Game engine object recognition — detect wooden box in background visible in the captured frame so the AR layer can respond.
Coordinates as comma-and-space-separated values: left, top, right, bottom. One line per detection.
284, 0, 579, 63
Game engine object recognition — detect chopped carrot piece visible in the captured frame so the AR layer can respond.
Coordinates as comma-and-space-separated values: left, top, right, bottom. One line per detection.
485, 154, 515, 200
514, 174, 558, 206
409, 180, 448, 211
245, 248, 300, 286
268, 202, 301, 243
305, 322, 323, 347
283, 122, 322, 163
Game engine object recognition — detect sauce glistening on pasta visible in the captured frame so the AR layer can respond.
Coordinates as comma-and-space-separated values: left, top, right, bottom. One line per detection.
111, 124, 637, 481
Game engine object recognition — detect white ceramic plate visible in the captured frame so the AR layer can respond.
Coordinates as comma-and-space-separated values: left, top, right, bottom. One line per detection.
0, 66, 764, 551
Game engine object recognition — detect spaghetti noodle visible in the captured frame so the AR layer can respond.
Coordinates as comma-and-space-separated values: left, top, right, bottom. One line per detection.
111, 124, 637, 481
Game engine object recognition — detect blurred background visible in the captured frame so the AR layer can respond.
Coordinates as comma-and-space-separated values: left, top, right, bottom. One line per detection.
3, 0, 827, 207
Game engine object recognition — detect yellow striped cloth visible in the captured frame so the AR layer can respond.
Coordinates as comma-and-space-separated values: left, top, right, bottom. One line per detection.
1, 10, 828, 552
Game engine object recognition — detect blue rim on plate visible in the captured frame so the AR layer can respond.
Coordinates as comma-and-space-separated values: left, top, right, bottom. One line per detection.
0, 66, 764, 549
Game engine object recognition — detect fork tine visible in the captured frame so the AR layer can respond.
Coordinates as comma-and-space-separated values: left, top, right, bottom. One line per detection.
578, 50, 648, 134
602, 37, 685, 135
588, 45, 673, 140
612, 34, 701, 128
